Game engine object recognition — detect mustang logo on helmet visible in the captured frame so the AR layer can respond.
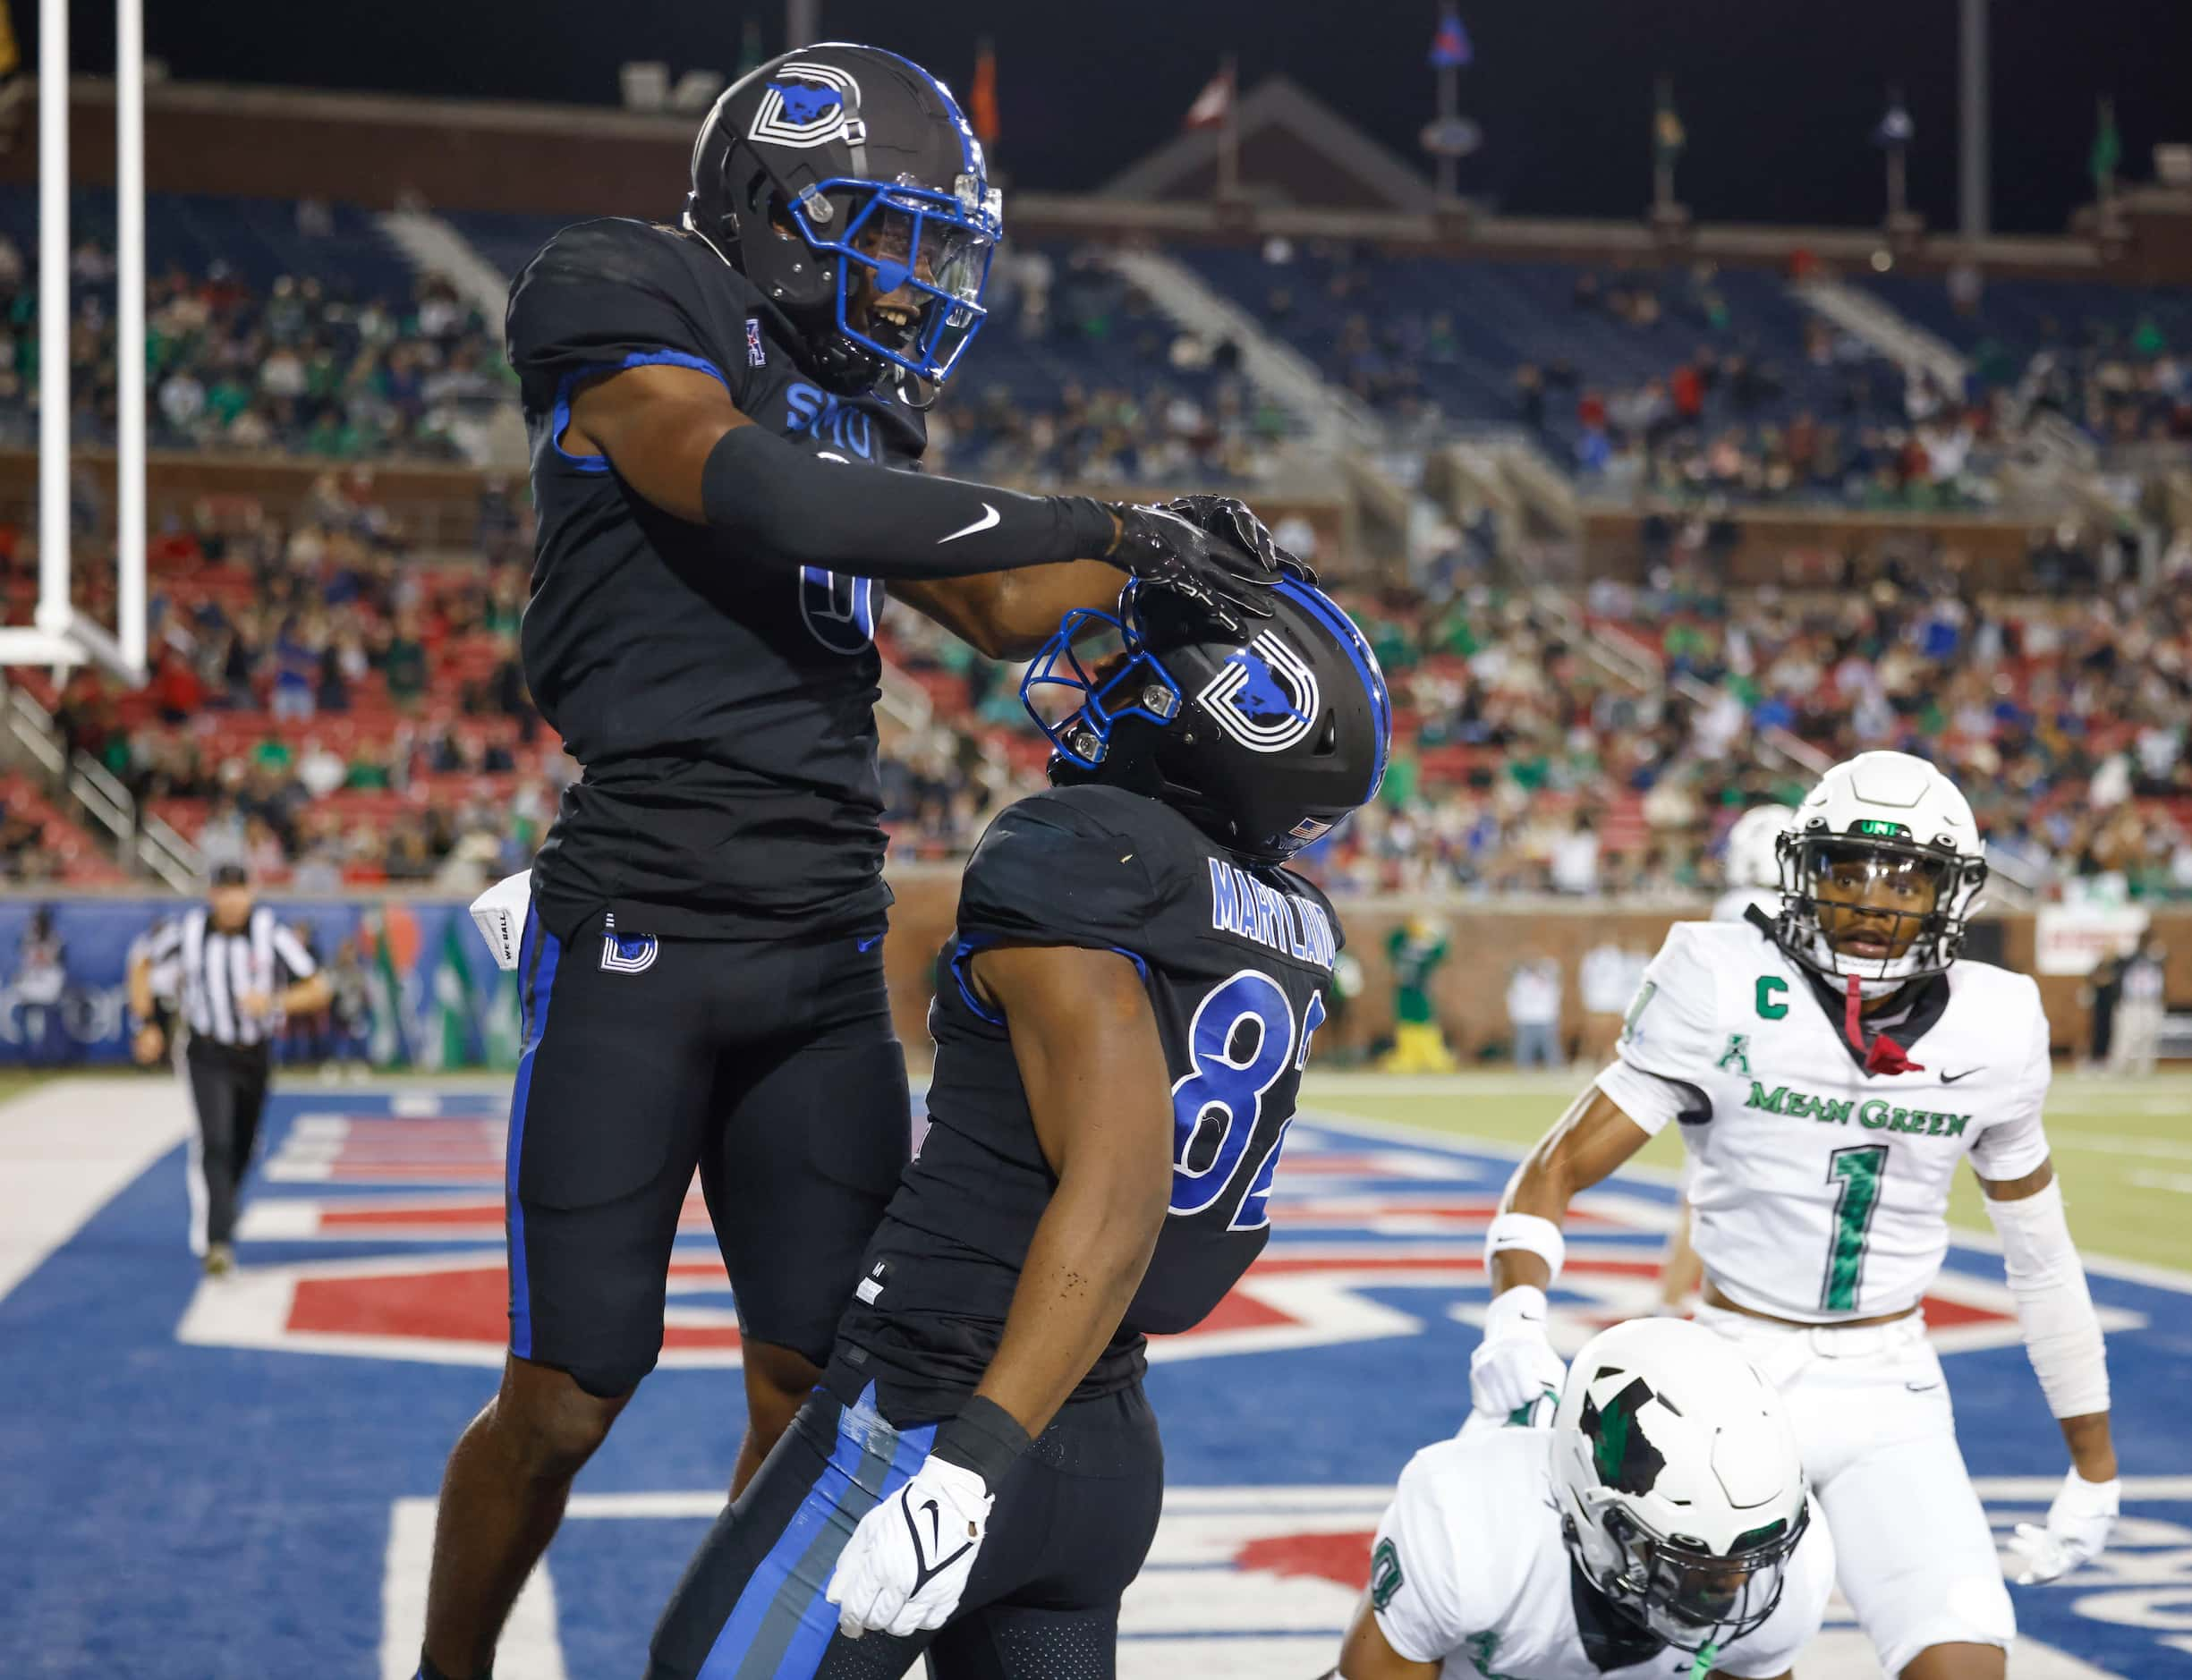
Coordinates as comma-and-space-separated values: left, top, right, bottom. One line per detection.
1197, 633, 1321, 754
749, 63, 867, 149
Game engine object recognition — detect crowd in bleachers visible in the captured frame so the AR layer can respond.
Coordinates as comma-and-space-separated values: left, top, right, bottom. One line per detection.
922, 245, 1289, 486
0, 198, 507, 460
1307, 541, 2192, 903
1865, 271, 2192, 449
8, 473, 2190, 901
4, 190, 2191, 901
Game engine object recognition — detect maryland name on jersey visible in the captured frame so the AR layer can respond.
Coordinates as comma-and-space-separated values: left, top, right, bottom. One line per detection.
1609, 919, 2053, 1322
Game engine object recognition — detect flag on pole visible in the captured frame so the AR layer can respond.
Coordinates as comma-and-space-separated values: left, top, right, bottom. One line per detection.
360, 908, 411, 1069
1653, 77, 1686, 163
971, 38, 1000, 148
1428, 7, 1472, 70
2090, 98, 2122, 188
426, 914, 480, 1072
1183, 64, 1233, 130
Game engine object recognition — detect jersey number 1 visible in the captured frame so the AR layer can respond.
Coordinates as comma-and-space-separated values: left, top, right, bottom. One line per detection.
1168, 970, 1325, 1231
1822, 1144, 1888, 1313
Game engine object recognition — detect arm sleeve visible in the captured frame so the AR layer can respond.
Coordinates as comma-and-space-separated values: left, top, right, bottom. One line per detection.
1969, 980, 2053, 1182
1367, 1449, 1472, 1666
509, 220, 1117, 577
1984, 1177, 2111, 1418
142, 921, 183, 967
700, 426, 1117, 578
272, 923, 318, 982
1593, 924, 1718, 1136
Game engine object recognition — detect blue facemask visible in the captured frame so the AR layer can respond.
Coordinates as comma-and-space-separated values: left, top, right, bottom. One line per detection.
786, 171, 1003, 385
1019, 587, 1184, 770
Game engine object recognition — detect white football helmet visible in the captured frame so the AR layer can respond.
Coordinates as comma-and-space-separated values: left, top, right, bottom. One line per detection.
1723, 805, 1793, 894
1775, 751, 1987, 998
1552, 1319, 1810, 1656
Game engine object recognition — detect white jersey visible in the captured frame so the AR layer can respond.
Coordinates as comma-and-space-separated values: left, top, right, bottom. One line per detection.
1370, 1430, 1834, 1680
1600, 921, 2052, 1321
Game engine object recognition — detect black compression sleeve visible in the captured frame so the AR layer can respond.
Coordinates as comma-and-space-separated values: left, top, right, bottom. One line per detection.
701, 424, 1118, 578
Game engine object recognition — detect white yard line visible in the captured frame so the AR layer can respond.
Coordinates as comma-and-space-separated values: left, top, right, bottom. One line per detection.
0, 1075, 191, 1304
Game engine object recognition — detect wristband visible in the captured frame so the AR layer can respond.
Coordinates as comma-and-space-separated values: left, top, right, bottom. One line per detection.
1485, 1211, 1566, 1285
932, 1395, 1032, 1493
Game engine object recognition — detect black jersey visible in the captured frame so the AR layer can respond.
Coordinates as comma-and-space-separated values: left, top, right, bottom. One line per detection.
506, 216, 928, 942
835, 783, 1345, 1414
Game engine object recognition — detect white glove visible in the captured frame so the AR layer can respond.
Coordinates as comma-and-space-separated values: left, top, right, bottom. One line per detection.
826, 1454, 993, 1639
2009, 1469, 2119, 1584
1469, 1285, 1567, 1419
469, 870, 532, 972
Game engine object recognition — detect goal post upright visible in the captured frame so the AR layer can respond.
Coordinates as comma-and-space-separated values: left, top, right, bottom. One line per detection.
17, 0, 149, 684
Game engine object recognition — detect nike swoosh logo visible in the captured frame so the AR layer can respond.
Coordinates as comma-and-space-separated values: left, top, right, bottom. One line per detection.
1941, 1067, 1983, 1084
901, 1495, 975, 1591
937, 503, 1000, 544
856, 936, 879, 953
1906, 1379, 1941, 1392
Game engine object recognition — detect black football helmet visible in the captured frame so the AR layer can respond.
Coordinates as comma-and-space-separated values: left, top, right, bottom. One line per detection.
1022, 580, 1393, 863
684, 43, 1002, 395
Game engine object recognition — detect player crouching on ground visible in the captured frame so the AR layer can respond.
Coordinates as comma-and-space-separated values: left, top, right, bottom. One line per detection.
1335, 1318, 1833, 1680
646, 574, 1390, 1678
1471, 751, 2119, 1680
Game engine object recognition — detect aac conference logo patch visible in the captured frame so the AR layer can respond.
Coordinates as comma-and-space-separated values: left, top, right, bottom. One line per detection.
1197, 632, 1321, 754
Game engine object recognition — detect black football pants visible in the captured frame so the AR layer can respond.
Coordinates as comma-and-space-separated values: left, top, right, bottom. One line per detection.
647, 1374, 1165, 1679
504, 905, 912, 1396
184, 1039, 271, 1253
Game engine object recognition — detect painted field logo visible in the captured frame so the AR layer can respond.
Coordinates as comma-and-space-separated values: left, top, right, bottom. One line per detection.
1746, 1081, 1970, 1137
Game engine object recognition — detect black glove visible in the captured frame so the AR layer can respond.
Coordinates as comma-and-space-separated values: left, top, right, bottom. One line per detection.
1100, 504, 1276, 634
1162, 494, 1319, 586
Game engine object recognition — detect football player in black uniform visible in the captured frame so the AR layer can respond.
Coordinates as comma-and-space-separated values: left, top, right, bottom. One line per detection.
647, 574, 1391, 1678
417, 42, 1294, 1680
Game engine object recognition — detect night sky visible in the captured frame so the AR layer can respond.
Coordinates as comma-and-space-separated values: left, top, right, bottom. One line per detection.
43, 0, 2192, 234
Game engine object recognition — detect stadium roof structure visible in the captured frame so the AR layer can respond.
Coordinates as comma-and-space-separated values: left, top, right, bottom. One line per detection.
1100, 74, 1439, 215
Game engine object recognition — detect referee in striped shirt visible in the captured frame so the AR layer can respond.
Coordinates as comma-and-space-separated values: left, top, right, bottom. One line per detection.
129, 863, 331, 1275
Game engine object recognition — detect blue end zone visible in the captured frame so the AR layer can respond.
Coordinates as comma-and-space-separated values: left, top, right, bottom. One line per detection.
1, 1086, 2187, 1676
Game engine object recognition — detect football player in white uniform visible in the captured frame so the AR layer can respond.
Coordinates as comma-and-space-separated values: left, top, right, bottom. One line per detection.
1338, 1318, 1833, 1680
1714, 805, 1794, 925
1470, 751, 2120, 1680
1658, 805, 1797, 1311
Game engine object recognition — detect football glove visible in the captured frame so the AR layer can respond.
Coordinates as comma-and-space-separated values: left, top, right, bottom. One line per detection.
826, 1454, 993, 1639
1468, 1285, 1568, 1420
1100, 503, 1277, 633
1160, 494, 1318, 585
2009, 1468, 2119, 1584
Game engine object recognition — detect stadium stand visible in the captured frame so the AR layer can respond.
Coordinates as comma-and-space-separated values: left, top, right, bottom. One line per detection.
1862, 271, 2192, 446
0, 188, 504, 459
4, 173, 2188, 904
